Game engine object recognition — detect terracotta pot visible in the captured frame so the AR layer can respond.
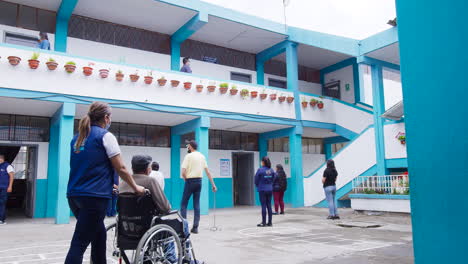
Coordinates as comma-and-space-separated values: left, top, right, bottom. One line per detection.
99, 69, 109, 78
207, 85, 216, 92
83, 67, 93, 76
219, 87, 228, 94
400, 140, 406, 145
317, 103, 324, 109
287, 96, 295, 103
64, 64, 76, 73
144, 76, 153, 84
278, 96, 286, 103
230, 89, 238, 95
196, 85, 204, 93
250, 91, 258, 98
310, 101, 317, 107
171, 80, 180, 87
270, 94, 277, 101
130, 74, 139, 82
260, 93, 268, 100
183, 82, 192, 90
28, 59, 40, 69
7, 56, 21, 66
46, 61, 58, 71
116, 73, 124, 81
157, 79, 167, 86
302, 102, 308, 108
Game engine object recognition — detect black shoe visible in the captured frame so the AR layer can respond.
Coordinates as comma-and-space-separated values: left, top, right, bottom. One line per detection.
257, 223, 266, 227
191, 227, 199, 234
266, 223, 273, 227
280, 212, 285, 215
327, 215, 333, 220
333, 216, 341, 220
272, 212, 279, 215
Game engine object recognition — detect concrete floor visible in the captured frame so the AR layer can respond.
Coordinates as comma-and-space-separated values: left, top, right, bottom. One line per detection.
0, 207, 414, 264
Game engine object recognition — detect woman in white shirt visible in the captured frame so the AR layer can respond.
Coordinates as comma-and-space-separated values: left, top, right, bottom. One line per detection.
150, 161, 165, 190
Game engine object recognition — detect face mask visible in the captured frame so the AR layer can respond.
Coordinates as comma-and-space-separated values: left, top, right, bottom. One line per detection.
105, 120, 111, 130
187, 147, 191, 153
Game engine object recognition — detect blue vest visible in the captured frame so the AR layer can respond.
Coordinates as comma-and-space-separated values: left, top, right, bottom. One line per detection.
67, 126, 114, 198
0, 162, 10, 189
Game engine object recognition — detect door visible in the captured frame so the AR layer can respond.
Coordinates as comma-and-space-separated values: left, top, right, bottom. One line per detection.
24, 147, 37, 218
233, 153, 255, 206
324, 81, 341, 99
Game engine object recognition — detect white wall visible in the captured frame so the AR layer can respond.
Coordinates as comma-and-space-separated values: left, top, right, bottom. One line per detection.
324, 65, 355, 104
383, 69, 403, 110
384, 122, 407, 159
0, 140, 49, 180
351, 197, 411, 213
120, 146, 171, 178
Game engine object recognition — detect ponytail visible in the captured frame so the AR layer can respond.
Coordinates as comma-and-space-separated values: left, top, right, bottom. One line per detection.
74, 115, 91, 152
74, 101, 111, 153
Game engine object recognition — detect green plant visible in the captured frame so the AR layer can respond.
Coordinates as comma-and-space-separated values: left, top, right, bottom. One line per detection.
48, 58, 55, 62
398, 135, 406, 141
301, 96, 307, 103
117, 70, 123, 74
310, 98, 318, 103
159, 76, 165, 80
231, 85, 238, 90
66, 61, 76, 65
30, 52, 40, 60
219, 83, 229, 88
318, 100, 324, 104
240, 89, 249, 98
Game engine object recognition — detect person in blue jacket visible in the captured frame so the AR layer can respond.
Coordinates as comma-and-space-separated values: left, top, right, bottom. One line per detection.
37, 32, 50, 50
65, 101, 145, 264
255, 156, 276, 227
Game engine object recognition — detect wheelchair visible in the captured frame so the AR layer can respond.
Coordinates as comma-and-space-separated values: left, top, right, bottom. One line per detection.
104, 192, 199, 264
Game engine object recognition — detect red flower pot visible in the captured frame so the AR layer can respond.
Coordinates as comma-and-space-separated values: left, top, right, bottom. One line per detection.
144, 76, 153, 84
317, 103, 324, 109
230, 89, 238, 95
278, 96, 286, 103
207, 85, 216, 92
270, 94, 277, 101
157, 79, 167, 86
7, 56, 21, 66
184, 82, 192, 90
260, 93, 268, 100
99, 69, 109, 78
287, 96, 294, 103
64, 64, 76, 73
130, 74, 140, 82
28, 59, 40, 69
83, 67, 93, 76
46, 61, 58, 70
219, 87, 228, 94
171, 80, 180, 87
116, 73, 124, 81
310, 101, 317, 108
250, 91, 258, 98
196, 85, 204, 93
301, 102, 308, 108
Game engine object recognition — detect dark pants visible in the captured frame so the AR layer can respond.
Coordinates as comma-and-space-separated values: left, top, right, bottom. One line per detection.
106, 194, 117, 217
0, 188, 7, 222
65, 196, 109, 264
259, 191, 273, 225
180, 178, 202, 228
273, 191, 285, 213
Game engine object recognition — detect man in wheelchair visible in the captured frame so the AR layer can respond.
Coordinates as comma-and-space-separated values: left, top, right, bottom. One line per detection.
118, 155, 202, 264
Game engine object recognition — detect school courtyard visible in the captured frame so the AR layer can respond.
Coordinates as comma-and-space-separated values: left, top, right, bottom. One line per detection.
0, 207, 413, 264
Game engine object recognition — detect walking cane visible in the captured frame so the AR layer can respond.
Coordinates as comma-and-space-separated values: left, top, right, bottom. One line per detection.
210, 191, 221, 231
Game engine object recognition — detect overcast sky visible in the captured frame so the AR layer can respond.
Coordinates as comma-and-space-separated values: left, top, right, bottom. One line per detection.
202, 0, 396, 39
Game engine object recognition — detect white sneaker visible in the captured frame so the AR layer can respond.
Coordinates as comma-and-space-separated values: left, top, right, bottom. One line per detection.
0, 221, 5, 225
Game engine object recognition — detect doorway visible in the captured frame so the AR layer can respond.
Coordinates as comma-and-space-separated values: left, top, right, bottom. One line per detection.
1, 145, 37, 218
232, 152, 255, 206
324, 80, 341, 99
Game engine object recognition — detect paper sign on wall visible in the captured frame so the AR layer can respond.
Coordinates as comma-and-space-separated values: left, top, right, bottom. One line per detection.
345, 83, 350, 91
220, 159, 230, 177
284, 157, 289, 165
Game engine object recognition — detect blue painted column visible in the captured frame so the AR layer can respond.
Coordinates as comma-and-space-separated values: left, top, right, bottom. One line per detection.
396, 1, 468, 263
194, 118, 210, 215
256, 59, 265, 85
285, 42, 302, 123
55, 0, 79, 52
170, 134, 182, 209
324, 144, 333, 160
370, 65, 387, 176
288, 126, 304, 207
46, 102, 75, 224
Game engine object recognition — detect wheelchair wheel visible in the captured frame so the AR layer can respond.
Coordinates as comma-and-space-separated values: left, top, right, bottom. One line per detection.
134, 224, 183, 264
105, 222, 120, 263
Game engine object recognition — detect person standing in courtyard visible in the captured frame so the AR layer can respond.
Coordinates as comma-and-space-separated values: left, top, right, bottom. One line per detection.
255, 156, 276, 227
65, 102, 145, 264
180, 140, 217, 234
322, 159, 339, 220
37, 32, 51, 50
180, 57, 192, 73
150, 161, 165, 190
0, 154, 14, 225
272, 164, 287, 215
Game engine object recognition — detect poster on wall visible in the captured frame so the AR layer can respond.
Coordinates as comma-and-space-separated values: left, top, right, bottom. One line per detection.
220, 159, 230, 177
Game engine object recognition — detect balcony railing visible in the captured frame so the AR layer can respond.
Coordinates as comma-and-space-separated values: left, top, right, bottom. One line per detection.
352, 175, 409, 195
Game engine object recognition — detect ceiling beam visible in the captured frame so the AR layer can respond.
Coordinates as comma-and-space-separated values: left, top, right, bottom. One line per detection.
358, 27, 399, 55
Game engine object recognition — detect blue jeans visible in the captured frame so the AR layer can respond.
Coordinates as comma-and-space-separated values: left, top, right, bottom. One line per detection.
65, 196, 109, 264
180, 179, 202, 228
0, 189, 8, 222
324, 185, 338, 216
106, 194, 117, 217
259, 191, 273, 225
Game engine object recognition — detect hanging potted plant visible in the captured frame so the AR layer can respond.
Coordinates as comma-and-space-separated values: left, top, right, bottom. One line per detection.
129, 70, 139, 82
183, 81, 192, 90
260, 89, 268, 100
64, 61, 76, 73
287, 96, 295, 103
310, 98, 318, 108
83, 62, 94, 76
278, 94, 286, 103
230, 85, 238, 95
396, 132, 406, 145
144, 71, 153, 84
250, 90, 258, 98
301, 97, 308, 108
99, 68, 109, 78
207, 81, 216, 92
196, 81, 204, 93
240, 88, 249, 99
116, 70, 124, 81
28, 52, 40, 69
46, 58, 58, 70
7, 55, 21, 66
219, 83, 229, 94
157, 76, 167, 86
317, 100, 324, 109
270, 93, 277, 101
171, 79, 180, 87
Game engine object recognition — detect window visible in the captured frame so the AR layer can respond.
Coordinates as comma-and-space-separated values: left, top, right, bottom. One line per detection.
302, 138, 324, 154
0, 114, 49, 142
268, 78, 287, 89
180, 132, 195, 148
332, 142, 348, 154
5, 33, 39, 48
208, 130, 258, 151
268, 137, 289, 152
0, 1, 56, 33
230, 72, 252, 83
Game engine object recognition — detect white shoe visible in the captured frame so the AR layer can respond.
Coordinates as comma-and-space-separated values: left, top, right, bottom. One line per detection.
0, 221, 6, 225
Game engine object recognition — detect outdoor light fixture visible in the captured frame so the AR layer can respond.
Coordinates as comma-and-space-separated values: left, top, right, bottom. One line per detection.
387, 18, 397, 27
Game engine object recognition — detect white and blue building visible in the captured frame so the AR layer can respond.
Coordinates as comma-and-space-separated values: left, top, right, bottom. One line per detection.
0, 0, 407, 222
